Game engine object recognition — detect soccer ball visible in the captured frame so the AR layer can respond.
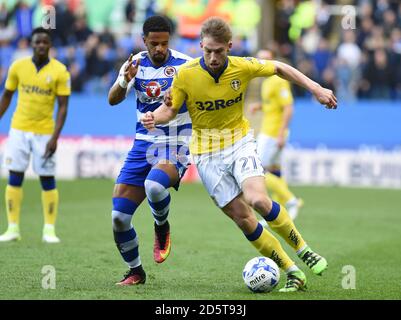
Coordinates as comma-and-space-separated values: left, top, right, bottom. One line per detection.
242, 257, 280, 293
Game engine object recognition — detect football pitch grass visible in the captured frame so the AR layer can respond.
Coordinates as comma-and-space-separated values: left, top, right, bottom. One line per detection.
0, 179, 400, 300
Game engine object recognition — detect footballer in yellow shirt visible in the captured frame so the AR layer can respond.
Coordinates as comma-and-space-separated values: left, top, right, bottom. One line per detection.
0, 27, 70, 243
142, 17, 336, 292
249, 49, 303, 220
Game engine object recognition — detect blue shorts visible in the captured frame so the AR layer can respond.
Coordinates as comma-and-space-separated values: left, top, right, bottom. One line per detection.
116, 139, 190, 190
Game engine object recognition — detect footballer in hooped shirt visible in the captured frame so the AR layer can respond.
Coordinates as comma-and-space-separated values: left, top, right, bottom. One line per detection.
108, 15, 192, 285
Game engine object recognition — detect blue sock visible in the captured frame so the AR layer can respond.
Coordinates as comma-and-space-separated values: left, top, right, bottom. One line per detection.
112, 197, 141, 268
145, 169, 171, 226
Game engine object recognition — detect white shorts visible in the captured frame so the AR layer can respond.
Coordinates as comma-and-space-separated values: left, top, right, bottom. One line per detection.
193, 133, 265, 208
256, 133, 283, 168
3, 128, 56, 176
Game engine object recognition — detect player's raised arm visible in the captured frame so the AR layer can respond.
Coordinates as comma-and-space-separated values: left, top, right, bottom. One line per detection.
273, 61, 337, 109
108, 54, 140, 106
141, 89, 179, 130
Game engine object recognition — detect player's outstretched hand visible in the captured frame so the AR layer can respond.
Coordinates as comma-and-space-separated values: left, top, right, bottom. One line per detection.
141, 111, 155, 130
164, 89, 173, 107
312, 86, 337, 109
124, 54, 140, 82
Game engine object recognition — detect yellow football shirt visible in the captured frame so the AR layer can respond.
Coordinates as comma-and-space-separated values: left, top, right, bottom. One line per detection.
5, 57, 71, 134
260, 75, 294, 137
171, 56, 276, 154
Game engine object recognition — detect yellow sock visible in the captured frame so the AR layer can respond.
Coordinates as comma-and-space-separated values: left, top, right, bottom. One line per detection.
5, 185, 23, 225
265, 172, 294, 204
42, 189, 59, 225
267, 202, 306, 251
271, 192, 281, 204
248, 225, 295, 271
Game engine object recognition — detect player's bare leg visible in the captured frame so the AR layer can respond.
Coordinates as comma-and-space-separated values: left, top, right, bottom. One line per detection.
221, 194, 307, 292
242, 176, 328, 277
266, 164, 303, 220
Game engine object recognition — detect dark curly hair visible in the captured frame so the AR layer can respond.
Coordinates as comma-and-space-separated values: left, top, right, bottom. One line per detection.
143, 15, 172, 36
31, 27, 52, 38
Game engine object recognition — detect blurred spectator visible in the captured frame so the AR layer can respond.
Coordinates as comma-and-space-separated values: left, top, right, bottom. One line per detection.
11, 37, 31, 62
336, 30, 361, 101
337, 30, 361, 70
231, 35, 251, 57
0, 2, 11, 26
360, 49, 392, 99
356, 17, 373, 48
98, 26, 116, 48
275, 0, 295, 46
0, 21, 15, 45
316, 1, 334, 38
312, 38, 333, 82
301, 24, 321, 55
12, 1, 36, 41
73, 16, 93, 44
125, 0, 136, 23
321, 67, 336, 93
70, 62, 84, 92
52, 1, 76, 46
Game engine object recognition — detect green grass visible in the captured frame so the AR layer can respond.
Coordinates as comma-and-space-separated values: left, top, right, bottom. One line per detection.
0, 179, 400, 300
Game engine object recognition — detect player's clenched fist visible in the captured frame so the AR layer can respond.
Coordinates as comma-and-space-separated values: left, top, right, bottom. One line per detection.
141, 111, 155, 130
312, 86, 337, 109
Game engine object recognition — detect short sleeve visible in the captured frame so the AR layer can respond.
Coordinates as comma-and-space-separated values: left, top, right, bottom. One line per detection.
5, 62, 19, 91
170, 70, 187, 111
246, 57, 276, 79
56, 68, 71, 96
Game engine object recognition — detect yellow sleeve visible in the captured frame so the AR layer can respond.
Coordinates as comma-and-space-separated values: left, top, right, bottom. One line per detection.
277, 80, 294, 106
5, 61, 19, 91
171, 70, 187, 111
246, 57, 276, 79
56, 68, 71, 96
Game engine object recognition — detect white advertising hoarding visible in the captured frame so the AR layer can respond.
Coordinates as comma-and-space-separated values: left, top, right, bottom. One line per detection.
1, 136, 400, 188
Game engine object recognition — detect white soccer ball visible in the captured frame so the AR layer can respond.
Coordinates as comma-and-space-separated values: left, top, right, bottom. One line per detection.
242, 257, 280, 293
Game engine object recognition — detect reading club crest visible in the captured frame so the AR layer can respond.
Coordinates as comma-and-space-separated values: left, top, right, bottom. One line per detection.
231, 79, 241, 91
164, 66, 176, 77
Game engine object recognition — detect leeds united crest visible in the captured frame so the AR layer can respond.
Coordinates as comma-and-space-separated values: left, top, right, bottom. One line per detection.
231, 79, 241, 91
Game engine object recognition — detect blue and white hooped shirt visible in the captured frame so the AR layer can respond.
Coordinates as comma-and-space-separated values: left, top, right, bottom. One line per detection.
115, 49, 192, 145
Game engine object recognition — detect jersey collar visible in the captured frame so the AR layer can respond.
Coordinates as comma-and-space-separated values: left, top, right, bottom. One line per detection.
200, 56, 228, 83
147, 49, 172, 69
32, 57, 50, 72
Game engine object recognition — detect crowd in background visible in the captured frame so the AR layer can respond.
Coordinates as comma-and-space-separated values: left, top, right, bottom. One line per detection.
275, 0, 401, 100
0, 0, 400, 101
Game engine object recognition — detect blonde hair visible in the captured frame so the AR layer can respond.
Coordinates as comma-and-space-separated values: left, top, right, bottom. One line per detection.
200, 17, 232, 43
